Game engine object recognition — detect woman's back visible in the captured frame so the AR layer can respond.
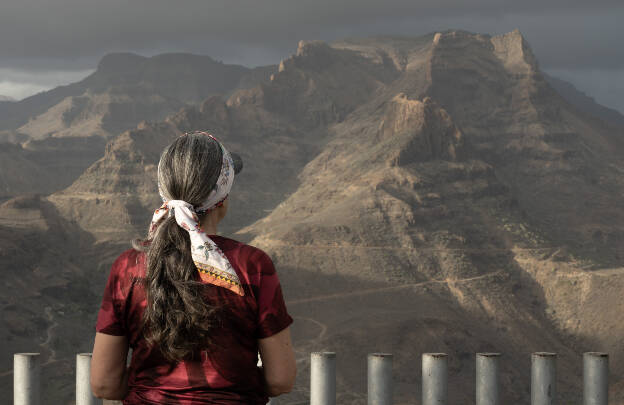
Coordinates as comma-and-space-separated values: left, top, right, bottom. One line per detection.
92, 132, 295, 403
96, 234, 292, 404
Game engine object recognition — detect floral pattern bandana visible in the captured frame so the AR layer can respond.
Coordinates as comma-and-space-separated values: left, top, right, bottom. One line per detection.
148, 133, 243, 296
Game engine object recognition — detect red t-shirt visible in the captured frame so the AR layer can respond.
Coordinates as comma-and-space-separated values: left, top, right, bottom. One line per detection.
95, 235, 293, 404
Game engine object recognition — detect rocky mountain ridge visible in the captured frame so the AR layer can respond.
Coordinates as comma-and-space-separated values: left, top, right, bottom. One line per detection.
0, 53, 275, 138
0, 53, 275, 199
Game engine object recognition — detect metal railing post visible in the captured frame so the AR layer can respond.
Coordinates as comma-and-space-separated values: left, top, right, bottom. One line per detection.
14, 353, 40, 405
583, 352, 608, 405
422, 353, 448, 405
310, 352, 336, 405
367, 353, 393, 405
531, 352, 557, 405
476, 353, 500, 405
76, 353, 99, 405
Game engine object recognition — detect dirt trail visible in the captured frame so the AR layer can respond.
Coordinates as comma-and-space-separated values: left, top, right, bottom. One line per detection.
268, 241, 559, 253
287, 271, 504, 306
40, 306, 59, 366
286, 315, 331, 405
284, 271, 505, 404
0, 306, 61, 378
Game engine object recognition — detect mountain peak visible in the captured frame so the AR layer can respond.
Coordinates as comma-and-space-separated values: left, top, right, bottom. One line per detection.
430, 29, 538, 75
490, 29, 539, 74
296, 40, 331, 57
96, 52, 148, 73
432, 29, 487, 45
278, 40, 335, 72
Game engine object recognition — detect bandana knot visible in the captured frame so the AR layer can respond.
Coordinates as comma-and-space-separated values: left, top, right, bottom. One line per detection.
149, 134, 243, 296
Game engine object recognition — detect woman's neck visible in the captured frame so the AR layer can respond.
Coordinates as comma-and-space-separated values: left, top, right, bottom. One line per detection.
200, 214, 220, 235
199, 200, 227, 235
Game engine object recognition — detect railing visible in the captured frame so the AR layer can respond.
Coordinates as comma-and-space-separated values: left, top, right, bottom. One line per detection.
12, 351, 609, 404
310, 351, 609, 405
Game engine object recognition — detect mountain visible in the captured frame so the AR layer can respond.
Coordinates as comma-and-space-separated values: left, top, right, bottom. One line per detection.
238, 31, 624, 403
544, 73, 624, 128
1, 30, 624, 403
48, 40, 397, 243
0, 95, 15, 102
0, 53, 275, 141
0, 53, 275, 200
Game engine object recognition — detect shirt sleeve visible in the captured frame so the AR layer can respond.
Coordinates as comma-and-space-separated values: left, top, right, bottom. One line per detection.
95, 253, 128, 336
255, 251, 293, 339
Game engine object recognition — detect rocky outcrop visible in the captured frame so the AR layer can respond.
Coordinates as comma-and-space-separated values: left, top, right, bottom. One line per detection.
490, 29, 540, 76
262, 40, 398, 127
380, 95, 465, 164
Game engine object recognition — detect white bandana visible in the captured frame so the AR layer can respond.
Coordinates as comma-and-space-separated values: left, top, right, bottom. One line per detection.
149, 133, 243, 296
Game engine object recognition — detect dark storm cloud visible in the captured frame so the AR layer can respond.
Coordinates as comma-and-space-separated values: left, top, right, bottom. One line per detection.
1, 0, 623, 71
1, 0, 623, 111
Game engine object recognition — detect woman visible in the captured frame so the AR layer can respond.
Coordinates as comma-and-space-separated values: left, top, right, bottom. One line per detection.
90, 131, 296, 404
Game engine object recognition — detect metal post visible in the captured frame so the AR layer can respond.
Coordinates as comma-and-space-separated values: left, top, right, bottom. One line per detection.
310, 352, 336, 405
531, 352, 557, 405
422, 353, 448, 405
476, 353, 500, 405
584, 352, 608, 405
368, 353, 393, 405
76, 353, 99, 405
14, 353, 40, 405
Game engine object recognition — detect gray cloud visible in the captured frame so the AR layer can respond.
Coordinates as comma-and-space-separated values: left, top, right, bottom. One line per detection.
1, 0, 622, 69
0, 67, 94, 100
1, 0, 623, 112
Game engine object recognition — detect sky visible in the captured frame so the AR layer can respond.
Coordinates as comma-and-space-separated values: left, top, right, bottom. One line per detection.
1, 0, 623, 113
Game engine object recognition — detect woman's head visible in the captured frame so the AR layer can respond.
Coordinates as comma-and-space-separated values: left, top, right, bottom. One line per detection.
157, 133, 223, 211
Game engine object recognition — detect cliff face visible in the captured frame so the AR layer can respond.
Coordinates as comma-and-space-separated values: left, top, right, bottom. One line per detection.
1, 30, 624, 404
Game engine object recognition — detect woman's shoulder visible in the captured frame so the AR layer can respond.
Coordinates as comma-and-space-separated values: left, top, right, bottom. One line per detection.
212, 235, 275, 278
212, 235, 271, 259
